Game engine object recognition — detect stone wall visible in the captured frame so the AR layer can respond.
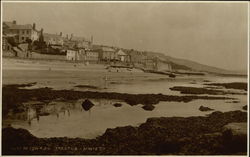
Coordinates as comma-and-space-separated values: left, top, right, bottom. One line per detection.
30, 52, 66, 60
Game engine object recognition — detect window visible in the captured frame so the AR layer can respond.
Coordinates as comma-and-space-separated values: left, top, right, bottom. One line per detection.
26, 30, 29, 34
22, 37, 25, 41
22, 30, 25, 34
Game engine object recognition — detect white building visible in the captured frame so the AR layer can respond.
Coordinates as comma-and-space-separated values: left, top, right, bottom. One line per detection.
117, 49, 129, 62
3, 21, 39, 43
66, 48, 85, 61
66, 49, 78, 61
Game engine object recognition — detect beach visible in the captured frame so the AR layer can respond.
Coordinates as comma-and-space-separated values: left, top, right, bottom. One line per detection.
2, 57, 248, 155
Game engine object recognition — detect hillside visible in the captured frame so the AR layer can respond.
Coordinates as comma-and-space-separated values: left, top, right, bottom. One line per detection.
89, 45, 246, 75
146, 52, 246, 75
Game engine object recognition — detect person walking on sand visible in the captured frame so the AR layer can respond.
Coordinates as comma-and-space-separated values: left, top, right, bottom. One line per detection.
104, 74, 108, 89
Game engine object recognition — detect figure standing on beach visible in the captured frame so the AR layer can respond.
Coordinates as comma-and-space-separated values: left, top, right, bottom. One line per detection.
104, 75, 108, 89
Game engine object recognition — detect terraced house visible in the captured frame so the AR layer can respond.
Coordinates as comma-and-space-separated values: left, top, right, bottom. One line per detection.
43, 32, 64, 46
3, 20, 39, 43
99, 46, 117, 61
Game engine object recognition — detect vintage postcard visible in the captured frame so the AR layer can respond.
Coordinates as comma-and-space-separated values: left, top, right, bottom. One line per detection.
1, 1, 248, 156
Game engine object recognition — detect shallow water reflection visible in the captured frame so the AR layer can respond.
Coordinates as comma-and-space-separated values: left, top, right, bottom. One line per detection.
11, 95, 246, 139
7, 76, 248, 139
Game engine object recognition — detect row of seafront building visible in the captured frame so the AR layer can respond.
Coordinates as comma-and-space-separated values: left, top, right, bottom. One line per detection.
2, 20, 172, 71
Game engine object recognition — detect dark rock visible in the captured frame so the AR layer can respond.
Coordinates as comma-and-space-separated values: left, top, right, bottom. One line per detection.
170, 86, 224, 95
153, 139, 181, 154
1, 111, 247, 155
124, 98, 138, 106
226, 100, 240, 103
232, 100, 240, 103
169, 73, 176, 78
205, 82, 247, 91
223, 123, 247, 136
142, 104, 155, 111
199, 106, 214, 112
102, 126, 138, 143
82, 99, 94, 111
75, 85, 99, 89
2, 84, 233, 118
170, 86, 244, 95
2, 127, 36, 141
113, 103, 122, 107
2, 127, 38, 154
203, 80, 211, 82
221, 123, 247, 153
242, 105, 247, 110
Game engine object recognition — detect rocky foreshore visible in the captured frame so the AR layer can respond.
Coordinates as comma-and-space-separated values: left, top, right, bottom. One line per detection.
2, 83, 234, 116
170, 86, 247, 95
2, 110, 247, 155
205, 82, 247, 91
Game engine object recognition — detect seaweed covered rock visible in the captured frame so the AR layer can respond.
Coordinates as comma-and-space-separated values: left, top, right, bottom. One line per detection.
223, 123, 247, 137
2, 127, 38, 155
221, 123, 247, 153
142, 104, 155, 111
199, 106, 214, 112
1, 111, 247, 155
113, 103, 123, 107
205, 82, 247, 91
242, 105, 247, 110
101, 126, 138, 144
82, 99, 94, 111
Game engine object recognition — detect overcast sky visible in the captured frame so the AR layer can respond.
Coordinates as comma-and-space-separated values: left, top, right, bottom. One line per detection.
3, 2, 248, 71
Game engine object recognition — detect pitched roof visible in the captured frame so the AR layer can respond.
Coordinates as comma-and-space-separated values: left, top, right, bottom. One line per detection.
70, 36, 85, 41
102, 46, 115, 52
66, 47, 78, 51
92, 44, 102, 50
70, 36, 92, 43
3, 21, 15, 28
117, 49, 127, 56
51, 45, 63, 49
9, 24, 33, 30
43, 33, 63, 39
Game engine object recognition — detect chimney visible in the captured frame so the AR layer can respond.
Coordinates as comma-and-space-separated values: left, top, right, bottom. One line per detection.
60, 32, 62, 36
33, 23, 36, 30
91, 35, 93, 44
39, 28, 44, 42
71, 33, 73, 39
66, 34, 68, 39
13, 20, 16, 24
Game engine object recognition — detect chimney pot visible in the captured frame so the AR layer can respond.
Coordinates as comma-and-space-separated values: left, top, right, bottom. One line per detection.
33, 23, 36, 30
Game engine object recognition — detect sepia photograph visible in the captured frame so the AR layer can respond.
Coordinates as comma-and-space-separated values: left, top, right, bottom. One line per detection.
1, 1, 249, 155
